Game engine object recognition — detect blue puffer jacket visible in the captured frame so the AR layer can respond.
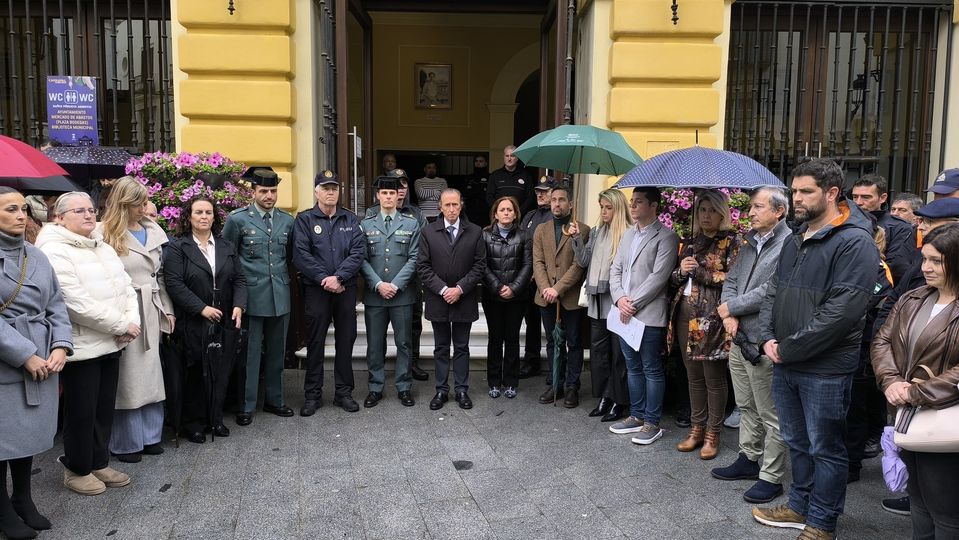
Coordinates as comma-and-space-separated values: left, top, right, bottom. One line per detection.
758, 198, 882, 375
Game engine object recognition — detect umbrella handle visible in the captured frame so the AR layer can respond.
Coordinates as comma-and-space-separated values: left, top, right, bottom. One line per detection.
561, 205, 577, 236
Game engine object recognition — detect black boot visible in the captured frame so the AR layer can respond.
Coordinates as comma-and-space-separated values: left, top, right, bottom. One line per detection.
601, 403, 627, 422
0, 461, 38, 540
9, 457, 50, 531
588, 397, 613, 417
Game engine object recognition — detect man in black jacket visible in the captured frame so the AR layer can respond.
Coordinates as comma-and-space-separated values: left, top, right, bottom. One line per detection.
851, 173, 918, 284
518, 176, 555, 379
752, 159, 881, 540
292, 171, 366, 415
486, 145, 534, 214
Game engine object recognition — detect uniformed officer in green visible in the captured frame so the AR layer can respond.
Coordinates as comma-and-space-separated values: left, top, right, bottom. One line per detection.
222, 168, 295, 425
359, 176, 422, 408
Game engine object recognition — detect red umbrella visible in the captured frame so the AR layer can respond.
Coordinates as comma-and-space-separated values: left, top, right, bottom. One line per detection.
0, 135, 69, 178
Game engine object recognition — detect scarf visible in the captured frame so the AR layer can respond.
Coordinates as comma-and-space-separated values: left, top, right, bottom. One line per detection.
585, 226, 613, 295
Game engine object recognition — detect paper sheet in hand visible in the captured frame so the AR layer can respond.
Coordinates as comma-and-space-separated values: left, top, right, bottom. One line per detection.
606, 306, 646, 351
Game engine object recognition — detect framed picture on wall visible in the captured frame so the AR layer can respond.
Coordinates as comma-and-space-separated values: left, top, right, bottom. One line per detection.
414, 63, 452, 109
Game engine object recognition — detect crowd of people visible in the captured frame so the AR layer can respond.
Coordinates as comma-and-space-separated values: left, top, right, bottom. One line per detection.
0, 148, 957, 540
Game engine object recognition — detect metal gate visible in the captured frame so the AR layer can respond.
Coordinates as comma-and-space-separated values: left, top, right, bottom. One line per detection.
0, 0, 173, 152
725, 0, 953, 193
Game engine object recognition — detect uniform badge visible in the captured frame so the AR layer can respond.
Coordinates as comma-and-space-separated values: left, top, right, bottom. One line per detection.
518, 179, 525, 184
324, 170, 334, 178
314, 225, 322, 235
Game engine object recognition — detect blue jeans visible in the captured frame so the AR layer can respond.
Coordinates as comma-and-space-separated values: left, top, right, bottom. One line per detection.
619, 326, 666, 426
772, 367, 853, 532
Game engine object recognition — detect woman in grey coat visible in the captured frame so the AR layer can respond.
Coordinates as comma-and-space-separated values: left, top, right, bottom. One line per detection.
0, 187, 73, 540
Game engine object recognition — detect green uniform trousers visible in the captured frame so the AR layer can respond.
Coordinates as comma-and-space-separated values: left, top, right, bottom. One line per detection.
365, 304, 413, 393
243, 313, 290, 413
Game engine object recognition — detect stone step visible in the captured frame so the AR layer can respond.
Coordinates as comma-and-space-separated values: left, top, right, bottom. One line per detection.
295, 303, 589, 362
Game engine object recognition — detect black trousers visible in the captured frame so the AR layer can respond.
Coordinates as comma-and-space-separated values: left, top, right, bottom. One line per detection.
902, 450, 959, 539
844, 374, 874, 475
303, 285, 357, 400
589, 317, 629, 404
181, 335, 236, 434
483, 298, 525, 388
432, 321, 471, 393
522, 287, 542, 366
411, 281, 423, 363
541, 305, 584, 389
61, 353, 120, 476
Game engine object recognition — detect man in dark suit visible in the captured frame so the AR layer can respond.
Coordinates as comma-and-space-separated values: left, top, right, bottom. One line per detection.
292, 170, 365, 415
416, 189, 487, 410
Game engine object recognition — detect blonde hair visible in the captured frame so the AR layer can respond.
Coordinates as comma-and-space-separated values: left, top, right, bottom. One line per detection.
596, 188, 633, 263
101, 176, 148, 256
692, 189, 733, 236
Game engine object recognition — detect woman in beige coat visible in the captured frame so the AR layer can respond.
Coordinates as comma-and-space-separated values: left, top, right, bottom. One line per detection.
99, 178, 174, 463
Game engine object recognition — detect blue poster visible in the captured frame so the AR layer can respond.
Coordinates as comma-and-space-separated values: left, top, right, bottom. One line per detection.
46, 76, 99, 146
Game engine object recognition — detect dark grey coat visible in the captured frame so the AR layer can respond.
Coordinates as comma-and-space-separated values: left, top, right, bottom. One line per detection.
720, 219, 791, 343
0, 238, 73, 459
416, 219, 486, 323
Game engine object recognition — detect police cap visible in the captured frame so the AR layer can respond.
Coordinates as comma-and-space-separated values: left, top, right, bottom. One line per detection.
251, 168, 280, 187
534, 175, 556, 191
314, 170, 340, 186
915, 197, 959, 220
927, 168, 959, 195
375, 176, 400, 191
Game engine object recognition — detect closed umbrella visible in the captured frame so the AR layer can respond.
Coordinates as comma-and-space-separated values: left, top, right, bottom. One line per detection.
615, 146, 786, 190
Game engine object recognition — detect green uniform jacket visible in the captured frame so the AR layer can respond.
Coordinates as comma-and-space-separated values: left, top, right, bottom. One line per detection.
359, 210, 421, 307
223, 204, 294, 317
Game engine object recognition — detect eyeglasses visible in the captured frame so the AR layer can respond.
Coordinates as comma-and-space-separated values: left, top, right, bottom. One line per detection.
64, 207, 97, 216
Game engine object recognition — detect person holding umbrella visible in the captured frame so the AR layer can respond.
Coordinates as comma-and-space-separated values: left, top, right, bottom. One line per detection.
0, 187, 73, 539
569, 188, 633, 421
532, 183, 589, 408
36, 192, 139, 495
98, 177, 174, 462
162, 196, 247, 444
668, 189, 741, 461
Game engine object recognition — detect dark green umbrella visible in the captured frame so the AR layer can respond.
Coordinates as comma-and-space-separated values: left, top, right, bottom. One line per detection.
513, 124, 642, 175
551, 303, 565, 406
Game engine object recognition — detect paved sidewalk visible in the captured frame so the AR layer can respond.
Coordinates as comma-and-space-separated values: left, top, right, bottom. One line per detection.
30, 370, 909, 539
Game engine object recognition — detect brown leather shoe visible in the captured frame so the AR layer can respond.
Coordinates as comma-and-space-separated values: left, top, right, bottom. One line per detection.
700, 430, 721, 460
676, 425, 705, 452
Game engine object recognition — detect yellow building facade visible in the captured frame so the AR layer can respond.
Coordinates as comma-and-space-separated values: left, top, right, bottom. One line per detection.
171, 0, 959, 221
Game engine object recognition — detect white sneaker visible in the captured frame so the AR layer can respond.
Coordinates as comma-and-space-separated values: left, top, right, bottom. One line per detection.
609, 416, 644, 434
724, 407, 742, 429
631, 423, 664, 445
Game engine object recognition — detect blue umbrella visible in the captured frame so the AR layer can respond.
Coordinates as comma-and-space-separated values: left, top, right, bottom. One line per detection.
615, 146, 785, 190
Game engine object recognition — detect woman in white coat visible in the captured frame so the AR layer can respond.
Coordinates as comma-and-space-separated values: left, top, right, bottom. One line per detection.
36, 192, 140, 497
98, 178, 174, 463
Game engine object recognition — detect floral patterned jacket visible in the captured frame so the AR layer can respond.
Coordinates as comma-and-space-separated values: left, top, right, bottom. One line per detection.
667, 230, 741, 362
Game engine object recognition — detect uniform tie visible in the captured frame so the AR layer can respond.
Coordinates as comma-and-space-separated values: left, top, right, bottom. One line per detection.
385, 215, 392, 229
263, 212, 273, 235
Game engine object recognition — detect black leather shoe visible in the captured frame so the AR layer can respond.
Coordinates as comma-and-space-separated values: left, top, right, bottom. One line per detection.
589, 397, 613, 417
212, 424, 230, 437
518, 362, 541, 379
410, 362, 429, 381
538, 386, 564, 404
142, 443, 164, 455
334, 395, 360, 413
186, 431, 205, 444
398, 391, 415, 407
455, 391, 473, 410
300, 399, 321, 417
364, 391, 383, 408
236, 412, 253, 426
113, 452, 141, 463
601, 403, 627, 422
429, 391, 448, 410
563, 388, 579, 408
263, 404, 294, 417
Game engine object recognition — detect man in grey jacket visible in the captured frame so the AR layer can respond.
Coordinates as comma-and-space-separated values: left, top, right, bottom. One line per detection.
711, 187, 792, 504
607, 187, 679, 445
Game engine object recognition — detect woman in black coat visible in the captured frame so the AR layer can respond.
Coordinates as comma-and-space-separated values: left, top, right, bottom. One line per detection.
482, 196, 532, 399
162, 196, 247, 444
